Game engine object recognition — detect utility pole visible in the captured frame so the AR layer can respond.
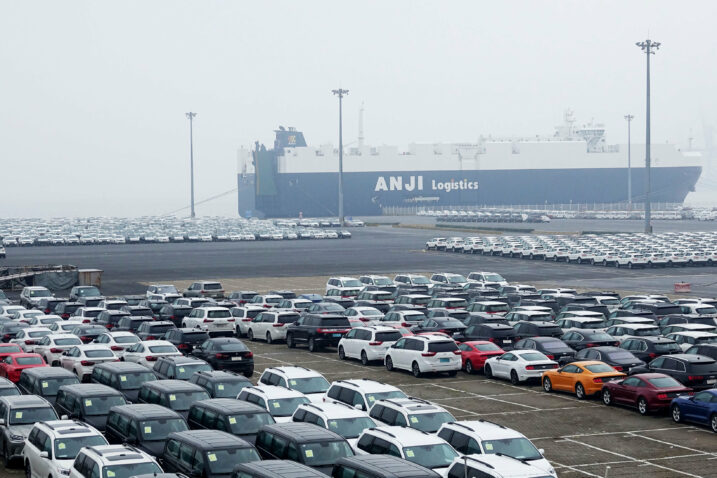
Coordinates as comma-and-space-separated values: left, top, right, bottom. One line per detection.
186, 112, 197, 218
332, 89, 349, 225
624, 114, 634, 209
636, 39, 660, 233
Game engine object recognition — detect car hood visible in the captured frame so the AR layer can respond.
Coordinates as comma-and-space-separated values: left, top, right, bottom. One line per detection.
9, 424, 34, 439
139, 439, 166, 457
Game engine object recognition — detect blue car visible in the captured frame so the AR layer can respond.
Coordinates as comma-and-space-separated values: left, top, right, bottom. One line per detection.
671, 389, 717, 432
299, 293, 323, 303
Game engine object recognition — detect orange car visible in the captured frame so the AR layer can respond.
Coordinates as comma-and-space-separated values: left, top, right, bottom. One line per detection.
542, 360, 625, 399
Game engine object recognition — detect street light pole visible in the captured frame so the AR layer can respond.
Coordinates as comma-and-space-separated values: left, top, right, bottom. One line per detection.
332, 89, 349, 225
636, 39, 660, 233
186, 112, 197, 219
624, 114, 634, 209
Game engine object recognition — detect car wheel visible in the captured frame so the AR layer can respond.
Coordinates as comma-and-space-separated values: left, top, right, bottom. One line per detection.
385, 356, 394, 371
308, 337, 318, 352
708, 259, 714, 266
615, 262, 620, 268
360, 351, 369, 366
688, 260, 694, 266
575, 383, 586, 400
510, 370, 520, 385
668, 261, 673, 267
711, 413, 717, 433
543, 377, 552, 392
602, 389, 612, 405
529, 253, 534, 260
553, 256, 558, 262
465, 360, 474, 374
672, 404, 682, 423
627, 262, 633, 269
286, 334, 296, 348
338, 346, 346, 360
244, 369, 254, 378
577, 258, 582, 264
602, 260, 607, 266
24, 460, 31, 478
647, 261, 653, 268
637, 397, 649, 415
266, 332, 273, 345
247, 329, 255, 341
484, 364, 493, 378
412, 361, 422, 378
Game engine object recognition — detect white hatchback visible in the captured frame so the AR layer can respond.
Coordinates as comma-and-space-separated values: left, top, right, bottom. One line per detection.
338, 326, 403, 365
384, 335, 461, 377
182, 306, 235, 337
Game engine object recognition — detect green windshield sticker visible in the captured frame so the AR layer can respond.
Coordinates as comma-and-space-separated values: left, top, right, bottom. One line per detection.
485, 443, 493, 451
208, 453, 217, 462
14, 412, 22, 419
58, 442, 66, 450
41, 381, 48, 388
144, 426, 152, 434
272, 402, 280, 408
120, 375, 127, 382
169, 394, 176, 401
410, 416, 418, 423
305, 450, 314, 458
85, 400, 92, 407
229, 417, 237, 424
405, 449, 415, 458
217, 384, 224, 390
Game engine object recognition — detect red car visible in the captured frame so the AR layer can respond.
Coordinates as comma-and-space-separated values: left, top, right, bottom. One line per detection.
0, 353, 47, 382
0, 344, 24, 361
602, 372, 693, 415
457, 340, 505, 374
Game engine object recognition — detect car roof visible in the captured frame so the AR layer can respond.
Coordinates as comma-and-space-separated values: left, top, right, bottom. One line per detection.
262, 422, 344, 441
248, 385, 306, 398
365, 426, 445, 445
336, 455, 440, 477
144, 380, 205, 392
263, 366, 322, 378
665, 354, 716, 363
331, 379, 400, 393
194, 398, 266, 414
445, 420, 522, 439
59, 383, 122, 396
298, 401, 366, 418
22, 367, 76, 378
94, 362, 152, 372
110, 404, 183, 419
1, 394, 51, 408
194, 370, 251, 381
38, 419, 102, 436
669, 331, 717, 338
377, 397, 446, 414
84, 444, 155, 464
169, 429, 252, 449
460, 454, 546, 476
234, 459, 327, 478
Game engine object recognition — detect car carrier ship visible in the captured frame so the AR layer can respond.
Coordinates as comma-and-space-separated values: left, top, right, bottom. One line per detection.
237, 111, 702, 218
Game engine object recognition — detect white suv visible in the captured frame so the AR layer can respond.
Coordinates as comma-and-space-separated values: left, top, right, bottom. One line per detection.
68, 444, 162, 478
338, 326, 403, 365
231, 305, 266, 336
445, 454, 554, 478
324, 379, 407, 411
33, 334, 83, 366
146, 284, 181, 301
247, 310, 301, 344
60, 345, 118, 381
292, 401, 377, 449
258, 366, 330, 403
466, 271, 508, 287
23, 420, 108, 478
326, 277, 364, 295
368, 397, 455, 433
384, 335, 461, 377
355, 426, 458, 473
237, 385, 310, 423
19, 286, 54, 309
182, 306, 234, 337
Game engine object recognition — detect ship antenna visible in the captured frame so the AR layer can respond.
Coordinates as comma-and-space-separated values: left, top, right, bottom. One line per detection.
358, 102, 365, 149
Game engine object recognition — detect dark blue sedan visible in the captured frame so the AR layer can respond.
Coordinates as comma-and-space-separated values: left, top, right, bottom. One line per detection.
671, 389, 717, 432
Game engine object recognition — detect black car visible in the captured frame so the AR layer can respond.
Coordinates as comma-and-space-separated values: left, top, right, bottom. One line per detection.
94, 310, 131, 330
462, 284, 500, 301
136, 320, 177, 341
153, 356, 213, 380
163, 429, 260, 478
619, 336, 682, 362
120, 305, 155, 317
322, 293, 356, 309
560, 303, 610, 319
17, 367, 80, 403
685, 344, 717, 360
105, 403, 189, 456
512, 321, 564, 340
189, 370, 253, 398
187, 398, 275, 444
0, 322, 29, 342
333, 455, 440, 478
410, 318, 466, 335
162, 328, 210, 355
227, 291, 259, 306
564, 346, 645, 372
269, 290, 297, 300
560, 329, 619, 351
232, 460, 327, 478
91, 361, 159, 402
631, 302, 684, 319
452, 323, 517, 350
69, 325, 107, 343
158, 304, 194, 327
138, 380, 210, 420
37, 297, 68, 315
513, 337, 576, 361
122, 295, 146, 306
54, 383, 127, 431
610, 309, 657, 321
303, 302, 348, 316
425, 308, 470, 322
517, 298, 560, 315
285, 314, 351, 352
138, 298, 168, 316
77, 297, 103, 308
191, 338, 255, 377
55, 301, 82, 319
115, 316, 155, 333
0, 377, 19, 397
630, 354, 717, 390
462, 313, 509, 326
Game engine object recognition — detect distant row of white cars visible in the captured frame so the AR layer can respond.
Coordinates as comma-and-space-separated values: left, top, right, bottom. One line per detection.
427, 231, 717, 268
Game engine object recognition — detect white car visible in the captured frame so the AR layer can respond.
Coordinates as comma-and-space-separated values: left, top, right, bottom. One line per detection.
121, 340, 182, 368
246, 310, 301, 343
248, 294, 285, 309
257, 366, 330, 403
292, 401, 377, 450
338, 326, 403, 365
11, 310, 44, 323
48, 320, 85, 335
343, 307, 384, 325
445, 454, 554, 478
377, 310, 426, 328
67, 445, 161, 478
666, 331, 717, 352
33, 334, 83, 366
19, 286, 54, 309
71, 307, 104, 324
604, 324, 661, 342
484, 350, 559, 384
679, 303, 717, 316
182, 306, 234, 337
324, 379, 407, 411
0, 305, 26, 319
326, 277, 364, 295
615, 252, 648, 268
146, 284, 182, 302
384, 335, 461, 377
231, 306, 266, 336
59, 344, 118, 382
25, 314, 63, 328
237, 385, 310, 423
96, 299, 128, 311
92, 331, 141, 353
10, 327, 52, 352
425, 237, 447, 250
368, 397, 455, 433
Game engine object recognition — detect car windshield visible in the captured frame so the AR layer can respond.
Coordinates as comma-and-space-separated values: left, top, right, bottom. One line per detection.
540, 340, 570, 351
300, 441, 354, 466
633, 328, 660, 337
16, 356, 43, 365
117, 372, 157, 390
83, 395, 126, 416
114, 335, 139, 344
160, 390, 210, 410
148, 324, 174, 334
129, 308, 152, 316
0, 345, 22, 353
174, 363, 212, 380
54, 434, 107, 459
156, 286, 178, 294
216, 342, 249, 352
411, 277, 431, 285
482, 437, 543, 461
227, 411, 275, 433
428, 341, 458, 352
447, 276, 467, 284
327, 416, 376, 438
139, 418, 188, 440
647, 376, 682, 388
103, 463, 162, 478
586, 333, 613, 341
374, 278, 393, 286
149, 345, 177, 354
208, 310, 231, 319
585, 364, 617, 374
520, 352, 549, 361
288, 376, 330, 394
277, 314, 300, 324
320, 318, 350, 327
375, 331, 403, 342
601, 299, 620, 305
365, 390, 407, 406
85, 350, 114, 358
654, 342, 681, 353
690, 362, 717, 373
39, 377, 80, 395
77, 288, 101, 297
342, 280, 363, 288
402, 444, 458, 469
206, 448, 261, 474
474, 343, 501, 351
407, 411, 455, 433
29, 290, 52, 297
268, 397, 310, 417
697, 336, 717, 344
605, 351, 635, 360
486, 304, 509, 312
483, 274, 505, 282
9, 406, 57, 425
204, 283, 222, 290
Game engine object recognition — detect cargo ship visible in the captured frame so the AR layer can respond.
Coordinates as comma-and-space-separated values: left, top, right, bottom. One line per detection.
237, 111, 702, 218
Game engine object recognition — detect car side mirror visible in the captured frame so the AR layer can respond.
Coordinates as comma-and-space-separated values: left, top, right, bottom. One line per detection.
61, 415, 69, 420
0, 419, 5, 426
354, 403, 364, 411
538, 448, 545, 455
39, 451, 49, 459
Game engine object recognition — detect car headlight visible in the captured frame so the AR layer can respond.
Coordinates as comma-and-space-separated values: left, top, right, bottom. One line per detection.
58, 468, 71, 476
10, 433, 24, 441
548, 466, 556, 476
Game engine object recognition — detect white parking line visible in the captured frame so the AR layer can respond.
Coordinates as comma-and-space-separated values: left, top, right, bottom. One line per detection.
550, 461, 605, 478
626, 432, 717, 458
529, 426, 686, 441
431, 383, 541, 410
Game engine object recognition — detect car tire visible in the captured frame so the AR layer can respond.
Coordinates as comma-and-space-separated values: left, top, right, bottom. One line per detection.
447, 370, 457, 377
510, 370, 520, 385
602, 389, 612, 405
627, 262, 633, 269
484, 364, 493, 378
672, 404, 682, 423
615, 262, 620, 268
553, 256, 558, 262
385, 356, 394, 371
244, 369, 253, 378
575, 383, 586, 400
308, 337, 318, 353
543, 377, 552, 392
247, 329, 255, 341
360, 351, 369, 366
602, 260, 607, 266
286, 334, 296, 348
266, 332, 273, 345
711, 413, 717, 433
465, 360, 474, 374
338, 346, 346, 360
412, 361, 422, 378
637, 397, 649, 415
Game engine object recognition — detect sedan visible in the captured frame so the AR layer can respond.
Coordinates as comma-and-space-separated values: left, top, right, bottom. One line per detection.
513, 337, 576, 362
122, 340, 182, 368
602, 373, 692, 415
410, 318, 467, 335
69, 325, 108, 344
32, 334, 83, 366
542, 361, 626, 399
671, 389, 717, 432
560, 329, 619, 351
9, 328, 52, 352
564, 346, 645, 373
456, 341, 504, 374
92, 331, 141, 353
191, 338, 255, 377
60, 345, 117, 381
485, 350, 559, 384
0, 353, 47, 382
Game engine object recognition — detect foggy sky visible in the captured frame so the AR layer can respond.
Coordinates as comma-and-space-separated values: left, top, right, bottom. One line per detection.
2, 1, 716, 218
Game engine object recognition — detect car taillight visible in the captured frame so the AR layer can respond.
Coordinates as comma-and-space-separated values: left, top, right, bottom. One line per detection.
44, 309, 51, 314
648, 353, 657, 359
487, 337, 496, 343
360, 318, 371, 322
50, 348, 63, 353
203, 319, 212, 323
106, 324, 114, 329
82, 319, 91, 324
422, 352, 437, 357
226, 318, 235, 322
585, 343, 596, 348
613, 366, 623, 372
80, 336, 90, 342
688, 375, 704, 381
545, 354, 554, 359
216, 353, 229, 359
551, 363, 559, 368
80, 360, 95, 366
178, 343, 190, 349
593, 378, 603, 383
453, 349, 462, 355
614, 342, 620, 347
145, 355, 158, 361
273, 323, 285, 327
657, 393, 668, 399
245, 352, 253, 358
400, 322, 410, 327
24, 340, 35, 345
110, 346, 123, 351
368, 341, 383, 346
242, 318, 253, 322
263, 305, 271, 308
61, 314, 70, 319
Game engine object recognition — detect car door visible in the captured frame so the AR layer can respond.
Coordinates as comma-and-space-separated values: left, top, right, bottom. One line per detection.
554, 364, 580, 391
682, 391, 712, 422
491, 353, 512, 378
615, 376, 641, 404
343, 329, 360, 358
390, 338, 408, 368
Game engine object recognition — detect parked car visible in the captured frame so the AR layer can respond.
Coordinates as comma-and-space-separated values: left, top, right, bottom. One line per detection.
602, 373, 693, 415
